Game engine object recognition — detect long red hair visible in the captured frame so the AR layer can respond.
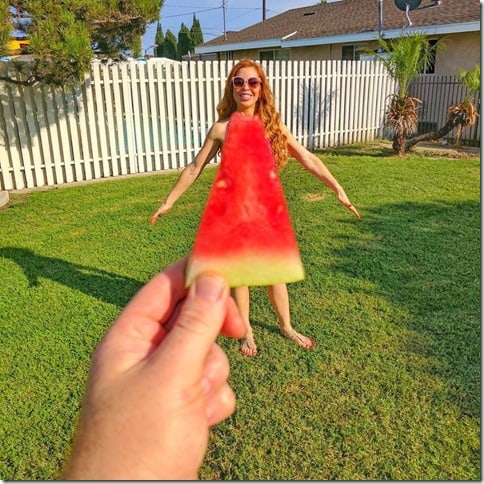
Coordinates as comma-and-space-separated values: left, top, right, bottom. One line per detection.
216, 59, 289, 171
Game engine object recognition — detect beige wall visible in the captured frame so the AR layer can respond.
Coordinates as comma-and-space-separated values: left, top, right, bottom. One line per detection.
231, 44, 345, 61
227, 31, 479, 75
434, 31, 480, 75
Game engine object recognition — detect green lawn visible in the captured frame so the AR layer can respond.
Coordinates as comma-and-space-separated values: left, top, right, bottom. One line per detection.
0, 143, 480, 480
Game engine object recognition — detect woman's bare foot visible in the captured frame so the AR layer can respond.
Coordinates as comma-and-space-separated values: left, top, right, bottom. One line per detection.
239, 334, 258, 356
280, 328, 315, 349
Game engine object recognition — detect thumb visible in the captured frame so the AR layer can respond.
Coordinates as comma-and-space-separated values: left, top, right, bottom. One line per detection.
157, 272, 230, 376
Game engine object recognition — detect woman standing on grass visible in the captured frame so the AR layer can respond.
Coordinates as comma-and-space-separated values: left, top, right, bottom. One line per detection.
150, 59, 360, 356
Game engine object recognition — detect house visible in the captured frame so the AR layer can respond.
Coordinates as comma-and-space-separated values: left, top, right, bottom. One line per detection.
6, 6, 30, 59
194, 0, 480, 75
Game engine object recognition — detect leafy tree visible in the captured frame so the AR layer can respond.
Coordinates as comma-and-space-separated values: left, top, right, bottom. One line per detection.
0, 0, 164, 86
177, 22, 192, 60
162, 29, 177, 60
0, 3, 11, 57
190, 14, 203, 48
154, 22, 164, 57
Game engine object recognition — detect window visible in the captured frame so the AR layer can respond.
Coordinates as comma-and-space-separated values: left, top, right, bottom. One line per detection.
219, 51, 233, 61
342, 45, 355, 60
422, 39, 437, 74
259, 49, 290, 61
342, 45, 363, 61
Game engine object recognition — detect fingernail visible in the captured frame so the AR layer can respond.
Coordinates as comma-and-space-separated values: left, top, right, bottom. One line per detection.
193, 273, 226, 302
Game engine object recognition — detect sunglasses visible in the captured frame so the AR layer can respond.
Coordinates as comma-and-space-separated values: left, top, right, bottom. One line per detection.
232, 76, 262, 89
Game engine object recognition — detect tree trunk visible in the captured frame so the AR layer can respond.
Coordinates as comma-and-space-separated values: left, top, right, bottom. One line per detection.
404, 119, 458, 151
393, 135, 407, 156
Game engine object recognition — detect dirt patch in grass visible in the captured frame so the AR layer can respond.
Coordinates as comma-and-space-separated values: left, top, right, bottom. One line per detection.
317, 140, 480, 160
303, 193, 327, 202
0, 193, 30, 211
409, 141, 480, 159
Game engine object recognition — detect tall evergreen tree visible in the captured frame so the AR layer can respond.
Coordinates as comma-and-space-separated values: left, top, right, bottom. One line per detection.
190, 14, 203, 48
162, 29, 177, 60
154, 22, 164, 57
177, 22, 192, 59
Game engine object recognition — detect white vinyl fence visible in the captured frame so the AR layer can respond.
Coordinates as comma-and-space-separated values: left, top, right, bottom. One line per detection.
0, 59, 396, 191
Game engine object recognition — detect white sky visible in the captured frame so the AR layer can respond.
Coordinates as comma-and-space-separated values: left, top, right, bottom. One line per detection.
142, 0, 320, 53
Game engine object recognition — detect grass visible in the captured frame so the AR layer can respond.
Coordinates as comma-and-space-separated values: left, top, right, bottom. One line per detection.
0, 143, 480, 480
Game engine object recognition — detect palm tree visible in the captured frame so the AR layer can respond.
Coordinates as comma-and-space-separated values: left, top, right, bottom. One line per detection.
375, 33, 439, 155
405, 63, 480, 151
447, 64, 480, 146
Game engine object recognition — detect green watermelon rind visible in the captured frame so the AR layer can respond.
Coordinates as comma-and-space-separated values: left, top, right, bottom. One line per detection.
185, 252, 304, 288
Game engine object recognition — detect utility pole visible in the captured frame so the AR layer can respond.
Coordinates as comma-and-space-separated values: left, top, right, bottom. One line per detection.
223, 0, 227, 40
378, 0, 383, 38
263, 0, 266, 21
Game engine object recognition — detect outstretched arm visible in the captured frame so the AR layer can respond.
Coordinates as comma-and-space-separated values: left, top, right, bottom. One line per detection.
150, 122, 226, 224
283, 126, 360, 218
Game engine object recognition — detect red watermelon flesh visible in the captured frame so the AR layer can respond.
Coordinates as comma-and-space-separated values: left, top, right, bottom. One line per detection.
185, 112, 304, 287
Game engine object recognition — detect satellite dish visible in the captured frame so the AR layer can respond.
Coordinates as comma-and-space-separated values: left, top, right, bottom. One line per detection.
394, 0, 422, 11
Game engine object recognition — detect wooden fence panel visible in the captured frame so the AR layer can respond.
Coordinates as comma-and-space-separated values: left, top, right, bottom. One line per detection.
0, 80, 19, 190
83, 73, 100, 180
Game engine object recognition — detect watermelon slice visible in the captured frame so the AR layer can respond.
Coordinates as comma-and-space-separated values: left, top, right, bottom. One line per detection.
185, 112, 304, 288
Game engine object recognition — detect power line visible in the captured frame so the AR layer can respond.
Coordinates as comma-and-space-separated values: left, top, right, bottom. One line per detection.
152, 2, 282, 42
159, 6, 221, 19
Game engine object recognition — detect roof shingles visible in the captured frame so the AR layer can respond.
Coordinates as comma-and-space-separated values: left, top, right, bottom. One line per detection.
203, 0, 479, 46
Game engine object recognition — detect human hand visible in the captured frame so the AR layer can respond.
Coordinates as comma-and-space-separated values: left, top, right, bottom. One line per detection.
149, 202, 173, 224
63, 258, 245, 480
337, 190, 361, 218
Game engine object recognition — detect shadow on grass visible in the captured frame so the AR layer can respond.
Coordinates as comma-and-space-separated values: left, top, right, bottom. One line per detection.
331, 200, 480, 417
0, 246, 143, 308
245, 318, 282, 340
